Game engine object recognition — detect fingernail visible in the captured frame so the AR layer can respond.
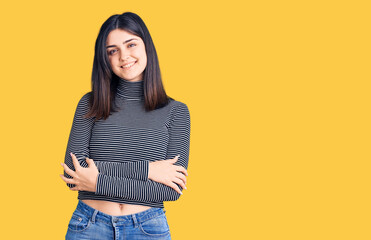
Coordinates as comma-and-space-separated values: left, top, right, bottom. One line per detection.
70, 152, 72, 156
60, 163, 63, 166
184, 186, 187, 189
180, 192, 183, 195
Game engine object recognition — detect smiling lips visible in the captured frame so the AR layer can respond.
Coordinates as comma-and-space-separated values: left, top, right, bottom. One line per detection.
120, 61, 136, 69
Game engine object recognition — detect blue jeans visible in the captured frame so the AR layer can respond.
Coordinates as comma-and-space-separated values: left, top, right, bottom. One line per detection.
65, 200, 171, 240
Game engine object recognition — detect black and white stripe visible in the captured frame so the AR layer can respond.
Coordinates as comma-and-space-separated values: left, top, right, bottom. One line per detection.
63, 79, 190, 208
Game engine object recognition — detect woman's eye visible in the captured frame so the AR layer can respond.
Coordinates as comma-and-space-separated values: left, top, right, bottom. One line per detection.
108, 49, 117, 55
128, 43, 136, 48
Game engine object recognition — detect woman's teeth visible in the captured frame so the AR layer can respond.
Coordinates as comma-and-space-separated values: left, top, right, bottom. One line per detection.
121, 61, 136, 68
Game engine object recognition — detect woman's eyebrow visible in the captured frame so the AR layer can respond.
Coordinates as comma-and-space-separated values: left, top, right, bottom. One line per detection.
106, 38, 138, 48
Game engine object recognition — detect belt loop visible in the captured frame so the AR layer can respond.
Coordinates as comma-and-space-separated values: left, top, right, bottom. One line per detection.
91, 209, 98, 224
132, 214, 139, 227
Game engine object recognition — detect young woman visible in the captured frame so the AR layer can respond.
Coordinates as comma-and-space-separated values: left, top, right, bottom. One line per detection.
59, 11, 191, 240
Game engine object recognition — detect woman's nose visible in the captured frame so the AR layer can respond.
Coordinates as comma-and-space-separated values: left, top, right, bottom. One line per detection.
120, 51, 130, 61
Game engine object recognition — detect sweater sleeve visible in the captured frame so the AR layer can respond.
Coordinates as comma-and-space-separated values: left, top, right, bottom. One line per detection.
95, 102, 191, 202
63, 92, 149, 189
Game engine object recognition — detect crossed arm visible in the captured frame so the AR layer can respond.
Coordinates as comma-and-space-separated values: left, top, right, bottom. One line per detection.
61, 92, 191, 202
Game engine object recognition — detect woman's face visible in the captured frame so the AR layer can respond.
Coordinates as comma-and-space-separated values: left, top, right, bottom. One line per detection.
106, 29, 147, 82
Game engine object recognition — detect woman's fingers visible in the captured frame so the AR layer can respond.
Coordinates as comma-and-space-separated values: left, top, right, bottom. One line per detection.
60, 175, 80, 191
175, 165, 188, 176
70, 152, 81, 171
61, 163, 77, 178
172, 176, 187, 190
69, 186, 79, 191
167, 155, 179, 163
59, 174, 76, 185
175, 172, 187, 186
168, 182, 182, 195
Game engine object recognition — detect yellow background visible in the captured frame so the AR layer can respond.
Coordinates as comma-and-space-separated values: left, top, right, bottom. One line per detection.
0, 0, 370, 239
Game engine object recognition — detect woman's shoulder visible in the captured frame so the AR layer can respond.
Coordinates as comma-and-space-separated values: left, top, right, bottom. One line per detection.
165, 98, 189, 114
80, 91, 93, 101
166, 98, 190, 119
167, 97, 188, 108
78, 91, 94, 103
75, 91, 93, 111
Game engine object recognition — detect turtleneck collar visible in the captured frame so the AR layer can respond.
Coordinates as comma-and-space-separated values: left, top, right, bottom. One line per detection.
117, 78, 144, 100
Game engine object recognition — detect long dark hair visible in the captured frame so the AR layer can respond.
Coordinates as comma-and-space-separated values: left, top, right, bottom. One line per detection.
84, 12, 172, 121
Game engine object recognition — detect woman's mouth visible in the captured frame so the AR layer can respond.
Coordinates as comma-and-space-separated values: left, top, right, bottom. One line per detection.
120, 61, 136, 69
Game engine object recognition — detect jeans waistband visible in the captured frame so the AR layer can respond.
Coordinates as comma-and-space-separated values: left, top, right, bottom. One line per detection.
75, 200, 166, 227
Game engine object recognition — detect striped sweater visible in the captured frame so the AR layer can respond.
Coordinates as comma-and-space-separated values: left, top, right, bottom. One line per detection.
63, 78, 191, 208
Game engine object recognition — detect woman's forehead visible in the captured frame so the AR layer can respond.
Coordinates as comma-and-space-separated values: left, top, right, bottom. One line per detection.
107, 29, 140, 43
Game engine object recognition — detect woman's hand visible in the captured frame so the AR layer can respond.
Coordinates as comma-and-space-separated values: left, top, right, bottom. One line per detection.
59, 152, 99, 192
148, 155, 188, 194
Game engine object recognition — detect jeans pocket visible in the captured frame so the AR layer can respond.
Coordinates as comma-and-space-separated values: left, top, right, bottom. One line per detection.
139, 213, 170, 237
67, 209, 91, 232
